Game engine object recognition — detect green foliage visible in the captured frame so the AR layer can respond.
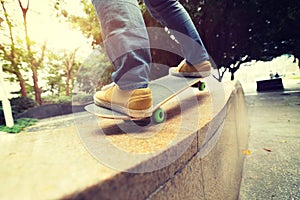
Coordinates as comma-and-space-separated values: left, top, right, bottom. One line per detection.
42, 48, 82, 97
10, 97, 36, 115
56, 96, 72, 104
0, 1, 29, 96
0, 118, 38, 134
0, 97, 35, 125
0, 110, 4, 125
68, 0, 102, 47
42, 95, 72, 105
42, 50, 66, 96
1, 0, 47, 102
72, 93, 93, 104
178, 0, 300, 79
76, 48, 114, 93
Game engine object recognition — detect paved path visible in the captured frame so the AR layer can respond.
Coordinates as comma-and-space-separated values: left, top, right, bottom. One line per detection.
239, 83, 300, 199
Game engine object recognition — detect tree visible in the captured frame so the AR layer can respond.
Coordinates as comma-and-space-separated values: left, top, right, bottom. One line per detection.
43, 48, 81, 97
76, 48, 113, 94
44, 63, 64, 96
68, 0, 102, 48
18, 0, 46, 105
0, 0, 27, 97
62, 48, 81, 96
181, 0, 256, 80
56, 0, 115, 92
180, 0, 300, 80
53, 0, 102, 48
247, 0, 300, 63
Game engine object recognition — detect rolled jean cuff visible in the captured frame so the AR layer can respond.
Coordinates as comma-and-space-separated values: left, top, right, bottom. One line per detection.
117, 82, 149, 90
187, 54, 210, 66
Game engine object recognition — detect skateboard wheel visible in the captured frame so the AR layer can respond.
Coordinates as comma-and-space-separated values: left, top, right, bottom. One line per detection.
152, 108, 165, 123
198, 81, 206, 91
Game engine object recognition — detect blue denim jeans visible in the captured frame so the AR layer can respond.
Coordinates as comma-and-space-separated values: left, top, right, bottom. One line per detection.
92, 0, 209, 90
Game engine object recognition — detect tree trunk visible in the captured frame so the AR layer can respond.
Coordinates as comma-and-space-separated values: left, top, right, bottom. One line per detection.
19, 80, 27, 97
15, 70, 27, 97
18, 0, 44, 105
66, 75, 70, 96
64, 49, 78, 96
32, 67, 42, 105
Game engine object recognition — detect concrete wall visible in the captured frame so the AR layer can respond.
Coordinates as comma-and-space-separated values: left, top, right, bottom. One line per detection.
64, 81, 249, 200
16, 104, 87, 119
149, 84, 248, 200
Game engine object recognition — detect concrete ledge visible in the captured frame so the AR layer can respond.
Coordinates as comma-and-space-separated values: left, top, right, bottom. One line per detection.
0, 80, 249, 200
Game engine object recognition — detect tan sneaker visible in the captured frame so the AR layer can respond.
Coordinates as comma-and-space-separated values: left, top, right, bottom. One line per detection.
94, 82, 153, 118
170, 59, 212, 77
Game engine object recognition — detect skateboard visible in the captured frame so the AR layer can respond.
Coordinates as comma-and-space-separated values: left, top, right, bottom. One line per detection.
84, 74, 206, 123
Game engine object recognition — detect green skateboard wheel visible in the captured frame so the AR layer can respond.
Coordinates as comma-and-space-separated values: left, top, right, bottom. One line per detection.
152, 108, 165, 123
198, 81, 206, 91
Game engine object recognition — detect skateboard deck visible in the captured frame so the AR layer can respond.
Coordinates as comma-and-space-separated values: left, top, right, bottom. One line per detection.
84, 74, 205, 123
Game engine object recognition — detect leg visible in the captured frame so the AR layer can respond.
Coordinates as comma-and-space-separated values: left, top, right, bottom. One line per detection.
92, 0, 153, 117
144, 0, 209, 65
92, 0, 151, 90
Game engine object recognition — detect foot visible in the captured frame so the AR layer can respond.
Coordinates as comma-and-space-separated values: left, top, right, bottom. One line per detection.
170, 59, 212, 77
93, 82, 153, 118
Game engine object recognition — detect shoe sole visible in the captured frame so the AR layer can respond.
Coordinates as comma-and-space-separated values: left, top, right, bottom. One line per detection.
169, 67, 211, 78
94, 97, 153, 119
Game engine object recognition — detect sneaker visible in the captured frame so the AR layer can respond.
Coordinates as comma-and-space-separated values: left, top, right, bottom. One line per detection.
170, 59, 212, 77
93, 82, 153, 118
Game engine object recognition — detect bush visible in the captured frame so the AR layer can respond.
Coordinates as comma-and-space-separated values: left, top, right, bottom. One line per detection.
56, 96, 72, 104
42, 95, 72, 105
0, 97, 36, 125
0, 118, 38, 134
10, 97, 36, 115
0, 109, 4, 125
72, 94, 93, 104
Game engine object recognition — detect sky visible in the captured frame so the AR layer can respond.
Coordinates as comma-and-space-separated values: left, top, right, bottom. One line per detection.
29, 0, 90, 52
1, 0, 91, 55
0, 0, 93, 98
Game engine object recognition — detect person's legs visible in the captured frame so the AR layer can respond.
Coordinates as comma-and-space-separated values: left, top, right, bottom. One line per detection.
92, 0, 153, 117
144, 0, 211, 77
92, 0, 151, 90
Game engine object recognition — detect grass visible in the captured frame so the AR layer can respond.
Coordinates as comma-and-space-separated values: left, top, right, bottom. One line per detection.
0, 118, 38, 134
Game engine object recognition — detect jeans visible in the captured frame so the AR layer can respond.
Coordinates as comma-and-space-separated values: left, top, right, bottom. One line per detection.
92, 0, 209, 90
